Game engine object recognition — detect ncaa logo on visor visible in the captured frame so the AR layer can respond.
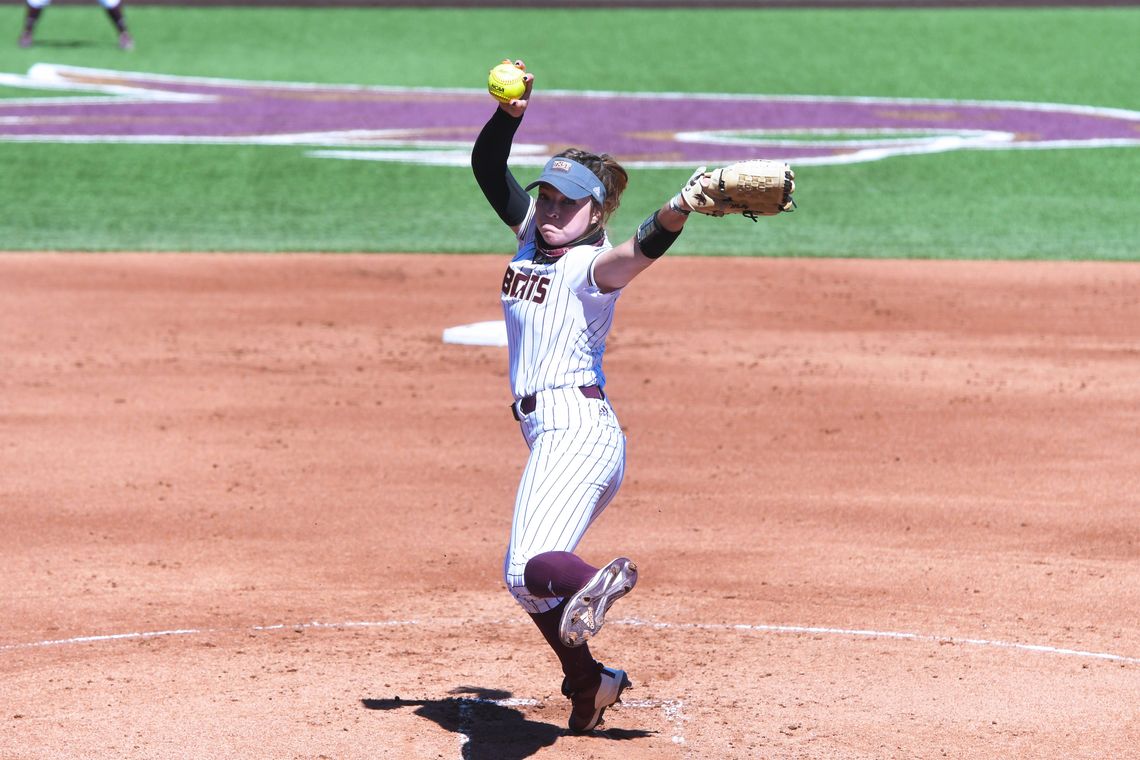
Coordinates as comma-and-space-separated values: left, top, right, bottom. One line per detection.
552, 160, 573, 172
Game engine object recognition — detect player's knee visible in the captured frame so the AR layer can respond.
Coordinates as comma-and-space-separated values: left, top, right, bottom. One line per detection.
27, 0, 52, 11
505, 579, 528, 604
505, 572, 537, 609
98, 0, 122, 9
503, 552, 536, 604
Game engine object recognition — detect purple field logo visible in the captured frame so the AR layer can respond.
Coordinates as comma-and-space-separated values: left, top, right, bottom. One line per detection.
2, 64, 1138, 167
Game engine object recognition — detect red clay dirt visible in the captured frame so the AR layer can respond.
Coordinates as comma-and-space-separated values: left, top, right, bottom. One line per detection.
1, 253, 1138, 759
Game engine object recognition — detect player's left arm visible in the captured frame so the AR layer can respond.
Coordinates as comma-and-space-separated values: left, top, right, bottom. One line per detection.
592, 201, 689, 293
592, 167, 703, 293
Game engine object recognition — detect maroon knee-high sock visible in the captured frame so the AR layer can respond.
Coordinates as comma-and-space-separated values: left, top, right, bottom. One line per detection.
24, 6, 42, 33
106, 6, 128, 33
523, 551, 597, 599
528, 600, 599, 692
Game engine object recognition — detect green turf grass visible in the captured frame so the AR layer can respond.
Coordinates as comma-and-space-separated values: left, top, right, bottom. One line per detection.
1, 6, 1137, 258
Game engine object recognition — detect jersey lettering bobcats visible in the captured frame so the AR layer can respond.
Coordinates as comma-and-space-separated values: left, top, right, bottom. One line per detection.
502, 266, 550, 304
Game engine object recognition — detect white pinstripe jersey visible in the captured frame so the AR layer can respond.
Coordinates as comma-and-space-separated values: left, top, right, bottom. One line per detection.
501, 202, 621, 399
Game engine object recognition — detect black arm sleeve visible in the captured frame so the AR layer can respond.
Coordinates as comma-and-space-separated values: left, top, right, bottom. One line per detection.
471, 107, 531, 227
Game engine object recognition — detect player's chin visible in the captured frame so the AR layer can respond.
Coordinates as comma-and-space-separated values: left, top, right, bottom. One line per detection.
539, 225, 574, 245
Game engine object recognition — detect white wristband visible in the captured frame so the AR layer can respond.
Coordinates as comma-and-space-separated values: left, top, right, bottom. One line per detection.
668, 194, 691, 215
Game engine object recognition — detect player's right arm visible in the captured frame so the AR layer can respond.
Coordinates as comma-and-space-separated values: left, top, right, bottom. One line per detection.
471, 63, 535, 234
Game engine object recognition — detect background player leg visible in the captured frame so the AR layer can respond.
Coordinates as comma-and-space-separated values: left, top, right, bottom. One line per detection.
100, 0, 132, 50
18, 1, 44, 48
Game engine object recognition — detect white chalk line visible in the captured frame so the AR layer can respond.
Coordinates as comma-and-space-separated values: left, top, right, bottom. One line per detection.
456, 698, 474, 757
10, 618, 1132, 756
619, 618, 1140, 665
2, 617, 1136, 668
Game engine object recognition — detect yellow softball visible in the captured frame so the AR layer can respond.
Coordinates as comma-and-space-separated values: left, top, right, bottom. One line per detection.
487, 61, 526, 104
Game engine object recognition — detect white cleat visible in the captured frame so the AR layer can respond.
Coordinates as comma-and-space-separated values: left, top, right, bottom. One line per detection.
559, 557, 638, 648
568, 665, 631, 734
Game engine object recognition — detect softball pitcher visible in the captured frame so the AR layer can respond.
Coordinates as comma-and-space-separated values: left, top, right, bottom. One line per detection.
18, 0, 133, 50
471, 60, 704, 734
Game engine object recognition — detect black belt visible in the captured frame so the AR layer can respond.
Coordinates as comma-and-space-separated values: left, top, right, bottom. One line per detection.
511, 385, 605, 421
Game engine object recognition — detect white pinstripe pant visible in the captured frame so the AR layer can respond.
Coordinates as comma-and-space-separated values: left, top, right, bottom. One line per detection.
503, 387, 626, 614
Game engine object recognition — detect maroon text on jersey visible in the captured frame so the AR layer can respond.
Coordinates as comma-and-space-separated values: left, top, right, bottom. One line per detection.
502, 267, 550, 304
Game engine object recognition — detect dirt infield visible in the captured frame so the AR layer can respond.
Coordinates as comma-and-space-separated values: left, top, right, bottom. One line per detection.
2, 253, 1138, 759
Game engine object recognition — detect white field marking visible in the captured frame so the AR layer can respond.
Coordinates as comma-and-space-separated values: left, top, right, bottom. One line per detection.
445, 696, 680, 751
0, 619, 1125, 751
16, 62, 1140, 124
0, 132, 479, 148
0, 619, 417, 651
457, 699, 473, 757
673, 127, 1017, 148
3, 63, 1138, 168
2, 617, 1137, 667
623, 699, 687, 745
667, 127, 1020, 167
308, 149, 490, 167
617, 618, 1140, 665
468, 697, 539, 708
456, 697, 522, 759
663, 699, 688, 745
0, 627, 206, 648
308, 132, 1140, 169
2, 66, 208, 102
